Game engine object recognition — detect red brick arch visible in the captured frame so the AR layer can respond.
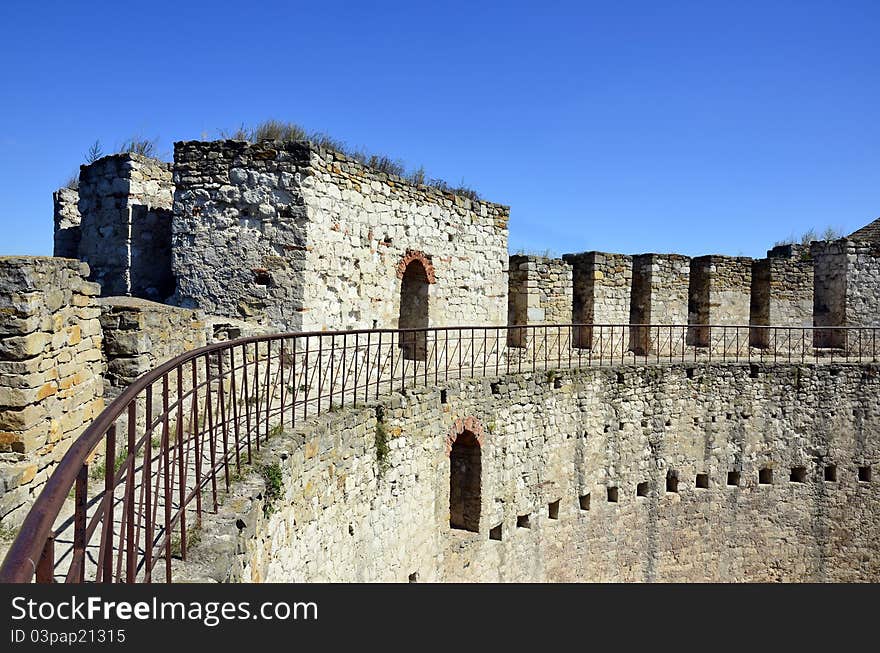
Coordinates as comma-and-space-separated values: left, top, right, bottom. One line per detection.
445, 416, 486, 455
396, 250, 436, 284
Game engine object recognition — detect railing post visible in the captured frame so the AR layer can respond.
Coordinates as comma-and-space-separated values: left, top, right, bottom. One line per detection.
36, 533, 54, 583
100, 424, 116, 583
126, 402, 136, 582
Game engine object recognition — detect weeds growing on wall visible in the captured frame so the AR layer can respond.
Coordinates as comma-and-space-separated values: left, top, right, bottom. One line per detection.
774, 227, 844, 249
170, 521, 202, 558
118, 136, 160, 158
512, 247, 560, 259
260, 463, 284, 517
219, 119, 481, 201
374, 421, 390, 474
86, 140, 104, 164
268, 423, 284, 439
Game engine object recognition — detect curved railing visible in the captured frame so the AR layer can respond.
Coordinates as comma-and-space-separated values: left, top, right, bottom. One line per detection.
0, 323, 877, 583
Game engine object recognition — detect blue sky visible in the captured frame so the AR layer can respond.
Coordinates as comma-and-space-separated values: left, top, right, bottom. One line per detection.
0, 0, 877, 257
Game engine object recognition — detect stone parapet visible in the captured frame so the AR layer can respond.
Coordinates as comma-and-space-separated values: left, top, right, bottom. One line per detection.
0, 257, 104, 528
98, 296, 207, 397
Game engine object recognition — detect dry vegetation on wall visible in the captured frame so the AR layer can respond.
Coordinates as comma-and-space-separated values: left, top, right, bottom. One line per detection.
64, 137, 162, 189
219, 119, 481, 201
774, 227, 844, 248
64, 121, 482, 200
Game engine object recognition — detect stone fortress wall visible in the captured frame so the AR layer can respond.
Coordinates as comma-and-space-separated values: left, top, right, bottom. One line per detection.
1, 138, 878, 580
206, 363, 879, 583
511, 239, 880, 355
170, 140, 509, 331
54, 145, 880, 353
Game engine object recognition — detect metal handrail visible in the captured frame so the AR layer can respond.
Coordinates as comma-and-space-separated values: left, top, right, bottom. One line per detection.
0, 323, 876, 583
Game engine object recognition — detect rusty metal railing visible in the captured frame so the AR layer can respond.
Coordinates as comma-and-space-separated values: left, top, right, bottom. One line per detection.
0, 323, 876, 583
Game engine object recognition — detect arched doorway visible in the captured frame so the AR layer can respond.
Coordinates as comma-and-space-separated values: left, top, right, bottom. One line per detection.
449, 429, 481, 532
398, 258, 430, 361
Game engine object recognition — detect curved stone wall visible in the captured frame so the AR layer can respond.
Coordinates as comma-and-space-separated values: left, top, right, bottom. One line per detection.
212, 363, 879, 583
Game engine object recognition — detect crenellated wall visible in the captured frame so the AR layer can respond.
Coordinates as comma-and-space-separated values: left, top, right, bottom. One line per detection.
171, 140, 509, 332
207, 363, 879, 583
0, 258, 104, 528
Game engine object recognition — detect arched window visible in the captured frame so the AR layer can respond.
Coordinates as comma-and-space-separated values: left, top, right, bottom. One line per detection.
449, 429, 481, 532
398, 259, 430, 361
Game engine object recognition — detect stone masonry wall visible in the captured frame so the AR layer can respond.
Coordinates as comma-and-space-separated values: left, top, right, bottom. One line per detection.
223, 363, 879, 583
171, 140, 509, 332
0, 258, 104, 528
562, 252, 632, 348
77, 154, 174, 301
629, 254, 691, 354
300, 144, 509, 331
812, 239, 880, 349
98, 297, 207, 399
688, 255, 752, 347
750, 245, 813, 348
507, 255, 572, 347
53, 187, 81, 259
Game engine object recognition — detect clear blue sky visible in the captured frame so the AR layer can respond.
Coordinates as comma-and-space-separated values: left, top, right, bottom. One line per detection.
1, 0, 877, 258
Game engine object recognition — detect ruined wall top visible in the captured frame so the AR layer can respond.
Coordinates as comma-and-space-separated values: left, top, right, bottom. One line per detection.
174, 139, 510, 222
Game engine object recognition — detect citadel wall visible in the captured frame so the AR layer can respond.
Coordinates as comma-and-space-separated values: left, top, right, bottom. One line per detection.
170, 140, 509, 332
0, 258, 104, 527
208, 363, 879, 583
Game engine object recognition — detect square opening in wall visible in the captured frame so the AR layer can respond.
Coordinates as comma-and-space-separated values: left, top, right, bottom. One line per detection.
636, 482, 649, 497
759, 467, 773, 485
579, 493, 591, 511
695, 473, 709, 489
440, 389, 447, 404
824, 465, 837, 482
607, 487, 619, 503
517, 514, 530, 529
548, 500, 560, 519
489, 524, 503, 541
858, 466, 872, 483
727, 471, 741, 487
789, 466, 807, 483
666, 471, 679, 493
252, 268, 271, 286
